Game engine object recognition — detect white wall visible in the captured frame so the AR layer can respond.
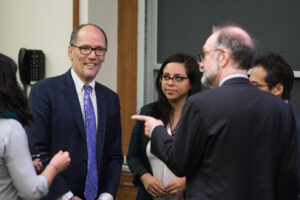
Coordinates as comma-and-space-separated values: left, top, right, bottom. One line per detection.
0, 0, 72, 78
0, 0, 118, 92
87, 0, 118, 91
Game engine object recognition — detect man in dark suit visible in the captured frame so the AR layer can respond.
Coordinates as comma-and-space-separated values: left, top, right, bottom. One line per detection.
26, 24, 123, 200
249, 52, 300, 197
132, 24, 297, 199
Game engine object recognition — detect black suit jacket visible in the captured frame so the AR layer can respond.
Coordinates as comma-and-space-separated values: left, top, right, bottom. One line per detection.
151, 78, 297, 200
26, 70, 123, 199
294, 111, 300, 194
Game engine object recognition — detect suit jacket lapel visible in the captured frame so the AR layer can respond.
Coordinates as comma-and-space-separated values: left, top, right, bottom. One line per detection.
62, 70, 85, 137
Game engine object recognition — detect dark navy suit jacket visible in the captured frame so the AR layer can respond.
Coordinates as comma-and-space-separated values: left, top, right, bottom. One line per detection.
26, 69, 123, 199
127, 103, 154, 200
294, 111, 300, 196
151, 78, 297, 200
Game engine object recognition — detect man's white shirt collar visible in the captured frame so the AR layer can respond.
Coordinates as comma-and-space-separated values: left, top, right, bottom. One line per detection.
71, 68, 96, 92
219, 74, 248, 86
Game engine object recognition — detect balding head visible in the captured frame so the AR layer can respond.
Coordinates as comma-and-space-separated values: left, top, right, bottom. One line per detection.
212, 24, 256, 70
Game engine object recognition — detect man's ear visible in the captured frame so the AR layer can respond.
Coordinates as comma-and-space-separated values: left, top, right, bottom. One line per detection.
270, 83, 284, 98
218, 49, 230, 68
68, 46, 73, 60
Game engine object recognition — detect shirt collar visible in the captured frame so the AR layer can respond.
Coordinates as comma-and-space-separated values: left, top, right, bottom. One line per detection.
71, 68, 96, 92
219, 74, 248, 86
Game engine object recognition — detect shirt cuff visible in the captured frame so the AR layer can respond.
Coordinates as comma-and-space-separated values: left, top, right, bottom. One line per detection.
99, 192, 113, 200
56, 191, 74, 200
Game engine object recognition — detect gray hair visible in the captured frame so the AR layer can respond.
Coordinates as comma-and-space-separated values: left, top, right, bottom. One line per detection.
212, 23, 256, 70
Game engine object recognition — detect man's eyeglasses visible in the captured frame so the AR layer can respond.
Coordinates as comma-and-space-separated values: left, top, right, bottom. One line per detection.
198, 48, 222, 62
71, 44, 107, 56
251, 82, 270, 88
161, 74, 189, 84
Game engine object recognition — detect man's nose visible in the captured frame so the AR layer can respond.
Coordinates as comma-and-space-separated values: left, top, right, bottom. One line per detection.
198, 60, 204, 69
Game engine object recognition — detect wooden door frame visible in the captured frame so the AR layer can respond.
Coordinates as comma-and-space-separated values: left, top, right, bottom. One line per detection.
73, 0, 138, 155
117, 0, 138, 155
73, 0, 79, 29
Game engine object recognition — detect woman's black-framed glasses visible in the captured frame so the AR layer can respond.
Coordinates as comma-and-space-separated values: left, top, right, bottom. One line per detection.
161, 74, 189, 84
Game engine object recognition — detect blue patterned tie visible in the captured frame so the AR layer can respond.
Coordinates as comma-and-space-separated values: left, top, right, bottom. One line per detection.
83, 85, 98, 200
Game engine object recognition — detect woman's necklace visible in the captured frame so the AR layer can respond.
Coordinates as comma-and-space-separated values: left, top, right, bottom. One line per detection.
171, 122, 179, 136
170, 117, 180, 135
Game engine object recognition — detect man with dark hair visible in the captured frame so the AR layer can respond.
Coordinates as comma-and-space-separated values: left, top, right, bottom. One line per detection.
26, 24, 123, 200
249, 52, 294, 100
250, 52, 300, 197
133, 24, 297, 199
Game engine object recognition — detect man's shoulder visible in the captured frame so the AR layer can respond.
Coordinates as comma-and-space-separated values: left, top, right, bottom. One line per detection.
33, 71, 69, 87
94, 82, 120, 106
95, 82, 118, 97
188, 87, 220, 101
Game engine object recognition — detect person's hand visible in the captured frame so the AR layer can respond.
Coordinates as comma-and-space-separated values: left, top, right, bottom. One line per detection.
165, 177, 186, 196
49, 151, 71, 173
33, 159, 43, 172
73, 196, 82, 200
131, 115, 164, 137
141, 173, 167, 198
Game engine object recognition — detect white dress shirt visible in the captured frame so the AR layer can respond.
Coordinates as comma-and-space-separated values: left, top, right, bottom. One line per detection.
147, 124, 184, 200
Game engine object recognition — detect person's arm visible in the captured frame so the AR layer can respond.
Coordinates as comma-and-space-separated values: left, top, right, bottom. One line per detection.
127, 105, 153, 186
26, 81, 71, 198
41, 151, 70, 187
151, 97, 207, 177
5, 120, 48, 199
132, 97, 207, 177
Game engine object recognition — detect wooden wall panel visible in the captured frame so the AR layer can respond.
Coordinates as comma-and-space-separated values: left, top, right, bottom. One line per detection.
73, 0, 79, 29
117, 0, 138, 155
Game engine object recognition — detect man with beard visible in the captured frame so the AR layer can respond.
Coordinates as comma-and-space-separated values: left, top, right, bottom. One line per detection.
132, 24, 297, 200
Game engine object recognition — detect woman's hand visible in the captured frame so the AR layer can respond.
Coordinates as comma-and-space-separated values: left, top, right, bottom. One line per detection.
141, 173, 167, 198
33, 159, 43, 172
165, 177, 186, 196
48, 151, 71, 173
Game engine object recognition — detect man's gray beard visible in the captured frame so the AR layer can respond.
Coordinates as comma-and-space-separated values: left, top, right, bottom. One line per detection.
201, 74, 216, 89
201, 61, 219, 89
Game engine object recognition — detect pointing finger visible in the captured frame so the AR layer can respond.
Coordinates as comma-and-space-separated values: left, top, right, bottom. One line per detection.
131, 115, 152, 121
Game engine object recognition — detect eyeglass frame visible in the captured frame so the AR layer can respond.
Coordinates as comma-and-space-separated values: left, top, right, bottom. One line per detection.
161, 74, 189, 84
251, 81, 271, 89
198, 48, 223, 62
71, 44, 107, 56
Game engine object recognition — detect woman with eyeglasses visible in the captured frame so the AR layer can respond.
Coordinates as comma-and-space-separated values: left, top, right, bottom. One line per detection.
127, 53, 202, 200
0, 53, 71, 200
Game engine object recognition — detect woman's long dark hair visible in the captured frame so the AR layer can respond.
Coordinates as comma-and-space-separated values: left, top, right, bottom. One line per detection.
150, 53, 202, 125
0, 53, 33, 126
